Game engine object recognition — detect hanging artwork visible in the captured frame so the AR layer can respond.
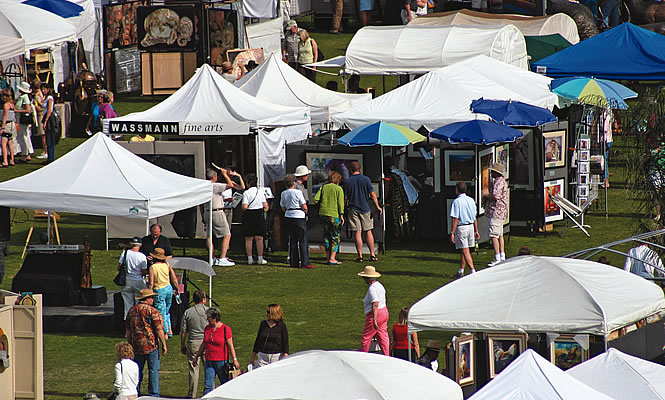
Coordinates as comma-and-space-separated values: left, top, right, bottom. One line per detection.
444, 150, 475, 186
208, 9, 237, 66
544, 179, 564, 222
550, 335, 588, 370
487, 333, 527, 378
137, 6, 196, 50
478, 147, 494, 215
494, 144, 509, 178
226, 48, 265, 79
306, 153, 363, 203
455, 334, 474, 386
543, 130, 566, 168
0, 327, 8, 373
104, 2, 139, 49
510, 130, 534, 190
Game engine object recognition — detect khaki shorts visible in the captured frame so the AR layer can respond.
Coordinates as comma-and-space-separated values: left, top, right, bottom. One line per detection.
212, 210, 231, 237
455, 224, 475, 249
349, 210, 373, 232
1, 121, 16, 139
488, 218, 504, 238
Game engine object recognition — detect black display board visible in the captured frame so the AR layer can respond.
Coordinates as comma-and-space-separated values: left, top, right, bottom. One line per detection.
137, 5, 197, 51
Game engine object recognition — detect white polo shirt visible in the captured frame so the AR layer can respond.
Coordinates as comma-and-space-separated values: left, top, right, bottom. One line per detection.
363, 281, 387, 314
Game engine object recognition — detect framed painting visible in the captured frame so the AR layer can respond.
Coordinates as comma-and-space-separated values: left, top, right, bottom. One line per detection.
478, 147, 494, 215
543, 130, 566, 168
579, 138, 590, 150
208, 9, 238, 66
227, 48, 265, 79
579, 197, 588, 208
487, 333, 527, 378
580, 150, 590, 162
509, 130, 534, 190
305, 153, 363, 204
579, 174, 589, 185
544, 179, 564, 223
455, 334, 474, 386
494, 144, 509, 178
103, 1, 140, 49
550, 335, 588, 370
137, 6, 196, 51
444, 150, 475, 186
578, 185, 588, 197
579, 162, 589, 174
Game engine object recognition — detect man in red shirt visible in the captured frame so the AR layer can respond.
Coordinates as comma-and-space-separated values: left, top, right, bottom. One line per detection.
126, 289, 168, 396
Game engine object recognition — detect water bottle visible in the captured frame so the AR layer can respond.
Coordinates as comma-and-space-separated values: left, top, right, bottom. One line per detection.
175, 294, 182, 305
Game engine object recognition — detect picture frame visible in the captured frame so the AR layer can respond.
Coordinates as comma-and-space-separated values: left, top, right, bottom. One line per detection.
208, 8, 238, 66
580, 150, 590, 162
444, 150, 475, 186
579, 162, 589, 174
103, 1, 140, 49
226, 48, 265, 79
544, 179, 564, 223
543, 130, 566, 168
487, 333, 527, 378
510, 129, 534, 190
579, 197, 588, 208
494, 143, 509, 178
137, 5, 197, 51
578, 185, 588, 197
549, 335, 588, 370
455, 334, 475, 386
305, 153, 363, 204
579, 138, 590, 150
579, 174, 589, 185
478, 147, 494, 215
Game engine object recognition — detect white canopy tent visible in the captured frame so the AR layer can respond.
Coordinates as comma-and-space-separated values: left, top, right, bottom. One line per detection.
344, 24, 528, 75
410, 9, 580, 44
109, 64, 312, 185
202, 350, 463, 400
469, 350, 615, 400
333, 55, 558, 130
235, 53, 371, 125
408, 256, 665, 337
567, 348, 665, 399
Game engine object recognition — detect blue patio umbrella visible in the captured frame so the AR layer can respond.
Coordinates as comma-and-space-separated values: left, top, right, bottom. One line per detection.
470, 98, 557, 127
23, 0, 83, 18
430, 120, 524, 145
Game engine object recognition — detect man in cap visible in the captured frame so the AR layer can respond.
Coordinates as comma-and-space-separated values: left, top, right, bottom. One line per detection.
126, 289, 167, 397
181, 290, 209, 398
118, 236, 148, 320
294, 165, 311, 203
417, 340, 441, 370
485, 162, 508, 267
450, 181, 479, 278
283, 20, 300, 70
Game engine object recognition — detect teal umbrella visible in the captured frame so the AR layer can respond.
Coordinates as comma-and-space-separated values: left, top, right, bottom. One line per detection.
338, 121, 425, 146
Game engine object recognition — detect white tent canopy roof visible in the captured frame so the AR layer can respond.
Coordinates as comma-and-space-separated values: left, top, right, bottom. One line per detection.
344, 24, 528, 75
203, 350, 463, 400
408, 256, 665, 336
111, 64, 310, 130
0, 1, 77, 58
333, 55, 557, 130
469, 350, 615, 400
235, 53, 371, 124
567, 348, 665, 399
410, 10, 579, 44
0, 133, 212, 218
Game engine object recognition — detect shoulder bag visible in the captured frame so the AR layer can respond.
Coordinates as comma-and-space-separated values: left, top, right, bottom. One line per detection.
113, 249, 128, 286
222, 324, 241, 380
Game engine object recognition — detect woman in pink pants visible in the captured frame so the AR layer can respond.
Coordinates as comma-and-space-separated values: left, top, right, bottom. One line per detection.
358, 266, 389, 355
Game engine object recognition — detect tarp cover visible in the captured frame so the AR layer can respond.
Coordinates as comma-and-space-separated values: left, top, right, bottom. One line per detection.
236, 53, 371, 124
0, 133, 212, 218
333, 55, 557, 130
410, 10, 579, 44
532, 23, 665, 80
469, 350, 615, 400
567, 348, 665, 400
202, 350, 463, 400
408, 256, 665, 336
110, 64, 310, 129
344, 24, 528, 74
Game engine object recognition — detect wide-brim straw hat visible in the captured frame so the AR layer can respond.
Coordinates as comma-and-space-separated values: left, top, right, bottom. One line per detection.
489, 162, 504, 176
18, 81, 31, 94
135, 289, 157, 300
426, 340, 441, 352
358, 266, 381, 278
149, 248, 168, 261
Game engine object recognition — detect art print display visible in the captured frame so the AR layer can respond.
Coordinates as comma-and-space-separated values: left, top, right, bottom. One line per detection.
510, 130, 534, 189
579, 162, 589, 174
137, 6, 196, 50
488, 333, 527, 378
580, 150, 590, 162
578, 185, 588, 197
444, 150, 475, 186
208, 9, 237, 66
495, 144, 509, 178
544, 179, 564, 223
579, 197, 588, 208
550, 335, 588, 370
478, 147, 494, 214
579, 138, 590, 150
227, 48, 265, 79
579, 174, 589, 185
104, 2, 139, 49
455, 334, 474, 386
543, 130, 566, 168
306, 153, 363, 203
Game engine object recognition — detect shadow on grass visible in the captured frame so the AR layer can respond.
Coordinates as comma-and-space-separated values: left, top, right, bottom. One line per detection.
45, 392, 93, 398
392, 255, 454, 263
381, 270, 442, 278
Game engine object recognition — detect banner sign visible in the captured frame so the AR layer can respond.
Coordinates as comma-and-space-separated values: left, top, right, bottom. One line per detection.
108, 121, 250, 135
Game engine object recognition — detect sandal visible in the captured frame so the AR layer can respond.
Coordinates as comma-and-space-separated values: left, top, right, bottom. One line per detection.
327, 261, 343, 265
370, 256, 378, 262
355, 257, 364, 263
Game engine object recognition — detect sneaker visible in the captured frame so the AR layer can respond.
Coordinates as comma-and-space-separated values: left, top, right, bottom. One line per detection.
488, 259, 500, 267
217, 257, 235, 266
302, 264, 315, 269
454, 271, 464, 279
36, 153, 48, 159
469, 269, 476, 274
256, 259, 268, 265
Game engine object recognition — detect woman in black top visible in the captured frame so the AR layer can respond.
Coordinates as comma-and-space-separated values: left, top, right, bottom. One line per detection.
250, 304, 289, 368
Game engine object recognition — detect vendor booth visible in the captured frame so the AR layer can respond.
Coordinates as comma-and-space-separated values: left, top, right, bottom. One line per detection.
408, 256, 665, 397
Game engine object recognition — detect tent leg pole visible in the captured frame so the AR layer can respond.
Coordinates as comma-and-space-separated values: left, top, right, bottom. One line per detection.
145, 219, 149, 236
105, 216, 109, 251
208, 199, 213, 298
47, 211, 51, 245
381, 150, 386, 253
408, 333, 412, 362
604, 335, 608, 351
256, 131, 262, 187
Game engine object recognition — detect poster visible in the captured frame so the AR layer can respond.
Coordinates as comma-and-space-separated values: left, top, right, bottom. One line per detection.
544, 179, 564, 223
104, 2, 139, 49
137, 6, 196, 50
209, 9, 237, 66
227, 48, 265, 79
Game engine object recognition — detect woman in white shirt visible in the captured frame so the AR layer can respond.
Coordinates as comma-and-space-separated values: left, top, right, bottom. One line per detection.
113, 342, 139, 400
242, 173, 269, 265
280, 174, 312, 269
358, 266, 389, 355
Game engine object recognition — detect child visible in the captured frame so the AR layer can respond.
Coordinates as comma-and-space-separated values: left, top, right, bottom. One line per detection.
112, 342, 139, 400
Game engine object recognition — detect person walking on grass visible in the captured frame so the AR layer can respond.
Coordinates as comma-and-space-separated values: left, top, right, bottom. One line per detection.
242, 173, 269, 265
112, 342, 139, 400
180, 290, 209, 398
345, 161, 382, 263
484, 163, 508, 267
314, 170, 345, 265
118, 236, 147, 320
358, 266, 389, 355
450, 181, 479, 278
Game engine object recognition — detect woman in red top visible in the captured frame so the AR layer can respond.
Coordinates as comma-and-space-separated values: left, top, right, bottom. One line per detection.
389, 307, 420, 361
192, 307, 240, 395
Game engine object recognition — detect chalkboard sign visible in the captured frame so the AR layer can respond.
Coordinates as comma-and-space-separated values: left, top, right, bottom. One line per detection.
114, 47, 141, 94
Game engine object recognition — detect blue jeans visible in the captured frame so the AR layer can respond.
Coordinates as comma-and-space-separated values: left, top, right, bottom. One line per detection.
134, 349, 160, 396
203, 360, 228, 395
287, 217, 309, 267
44, 126, 56, 162
154, 285, 173, 335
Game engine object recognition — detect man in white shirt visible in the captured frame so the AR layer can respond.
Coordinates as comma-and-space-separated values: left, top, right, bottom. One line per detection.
450, 181, 480, 278
118, 236, 148, 319
201, 168, 242, 266
624, 244, 664, 279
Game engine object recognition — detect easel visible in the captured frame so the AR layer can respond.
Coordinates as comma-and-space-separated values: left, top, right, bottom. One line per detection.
21, 211, 61, 259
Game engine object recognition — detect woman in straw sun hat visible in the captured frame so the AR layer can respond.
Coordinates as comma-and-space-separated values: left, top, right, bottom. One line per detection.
484, 162, 508, 267
148, 248, 179, 338
358, 266, 389, 355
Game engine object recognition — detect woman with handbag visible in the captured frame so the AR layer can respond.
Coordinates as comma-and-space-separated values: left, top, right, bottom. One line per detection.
241, 173, 269, 265
192, 307, 240, 395
314, 170, 345, 265
111, 342, 139, 400
117, 237, 147, 320
148, 248, 178, 338
250, 304, 289, 368
14, 82, 34, 162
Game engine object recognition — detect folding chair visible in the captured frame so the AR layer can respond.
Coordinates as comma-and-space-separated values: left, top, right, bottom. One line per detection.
551, 194, 591, 237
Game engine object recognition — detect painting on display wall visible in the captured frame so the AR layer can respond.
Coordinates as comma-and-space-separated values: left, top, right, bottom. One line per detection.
495, 144, 509, 178
455, 334, 474, 386
444, 150, 475, 186
550, 335, 588, 370
137, 6, 196, 50
226, 48, 265, 78
510, 130, 534, 190
208, 9, 237, 66
478, 147, 494, 215
306, 153, 363, 204
487, 333, 527, 378
543, 130, 566, 168
544, 178, 564, 223
104, 2, 139, 49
